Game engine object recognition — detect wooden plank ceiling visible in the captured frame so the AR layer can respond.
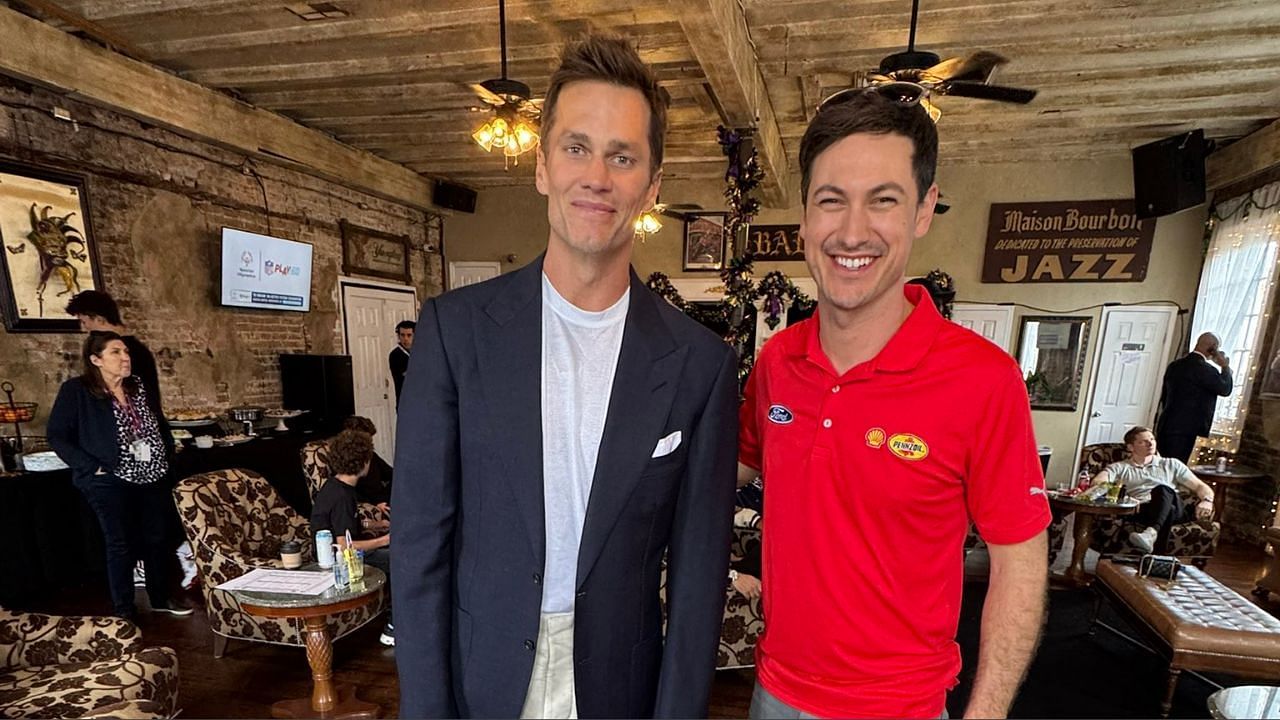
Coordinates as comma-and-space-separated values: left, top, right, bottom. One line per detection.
26, 0, 1280, 197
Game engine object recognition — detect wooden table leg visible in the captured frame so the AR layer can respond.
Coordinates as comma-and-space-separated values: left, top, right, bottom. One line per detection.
303, 616, 336, 713
1160, 667, 1180, 718
1065, 512, 1097, 586
1212, 484, 1229, 524
269, 617, 379, 719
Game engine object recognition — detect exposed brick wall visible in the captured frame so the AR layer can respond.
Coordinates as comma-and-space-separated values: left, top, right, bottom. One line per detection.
0, 77, 443, 435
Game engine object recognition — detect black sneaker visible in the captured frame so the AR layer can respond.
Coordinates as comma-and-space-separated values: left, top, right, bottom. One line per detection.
151, 597, 197, 617
379, 623, 394, 646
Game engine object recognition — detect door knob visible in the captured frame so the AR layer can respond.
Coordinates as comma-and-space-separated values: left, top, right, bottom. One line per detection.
1091, 412, 1102, 418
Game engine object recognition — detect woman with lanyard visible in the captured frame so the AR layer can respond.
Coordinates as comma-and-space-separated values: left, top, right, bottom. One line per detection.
48, 331, 194, 619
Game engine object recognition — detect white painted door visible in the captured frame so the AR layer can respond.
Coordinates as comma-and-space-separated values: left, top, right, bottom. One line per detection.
952, 305, 1015, 352
449, 261, 501, 288
342, 283, 417, 464
1082, 307, 1177, 446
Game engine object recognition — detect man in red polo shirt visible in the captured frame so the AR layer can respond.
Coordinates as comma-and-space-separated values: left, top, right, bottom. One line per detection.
739, 88, 1051, 719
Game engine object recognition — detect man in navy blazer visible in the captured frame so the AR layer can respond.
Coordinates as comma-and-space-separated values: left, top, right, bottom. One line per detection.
1155, 332, 1233, 462
392, 35, 738, 719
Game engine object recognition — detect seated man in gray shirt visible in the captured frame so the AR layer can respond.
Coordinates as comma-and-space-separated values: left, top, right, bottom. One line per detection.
1090, 425, 1215, 552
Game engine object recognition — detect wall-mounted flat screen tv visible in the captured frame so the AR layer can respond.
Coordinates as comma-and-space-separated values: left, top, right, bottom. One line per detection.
220, 227, 313, 312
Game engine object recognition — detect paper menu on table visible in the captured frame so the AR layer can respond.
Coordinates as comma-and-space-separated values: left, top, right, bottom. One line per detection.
216, 568, 335, 595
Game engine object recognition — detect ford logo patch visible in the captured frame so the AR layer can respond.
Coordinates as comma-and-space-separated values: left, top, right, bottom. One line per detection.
767, 405, 794, 424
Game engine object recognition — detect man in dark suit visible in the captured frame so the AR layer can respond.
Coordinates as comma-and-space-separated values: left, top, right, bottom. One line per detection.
388, 319, 414, 406
1155, 332, 1233, 463
392, 35, 738, 719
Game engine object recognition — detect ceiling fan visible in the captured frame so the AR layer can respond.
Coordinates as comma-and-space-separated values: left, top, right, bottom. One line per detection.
469, 0, 541, 164
857, 0, 1037, 121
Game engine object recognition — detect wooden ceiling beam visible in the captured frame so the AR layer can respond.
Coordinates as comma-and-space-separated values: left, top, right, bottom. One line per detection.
670, 0, 795, 207
1207, 118, 1280, 191
182, 34, 695, 88
0, 5, 432, 209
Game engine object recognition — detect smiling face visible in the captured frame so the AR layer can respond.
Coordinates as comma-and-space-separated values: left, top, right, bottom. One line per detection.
801, 132, 937, 321
536, 80, 661, 265
90, 339, 131, 383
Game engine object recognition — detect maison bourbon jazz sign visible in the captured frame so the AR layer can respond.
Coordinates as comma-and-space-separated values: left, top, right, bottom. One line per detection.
981, 200, 1155, 283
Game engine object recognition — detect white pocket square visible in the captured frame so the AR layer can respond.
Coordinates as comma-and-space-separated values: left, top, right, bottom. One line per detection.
652, 430, 682, 458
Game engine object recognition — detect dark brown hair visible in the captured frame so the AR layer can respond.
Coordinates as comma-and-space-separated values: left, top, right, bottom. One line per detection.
328, 429, 374, 476
343, 416, 377, 436
799, 89, 938, 204
80, 331, 137, 399
66, 290, 122, 326
540, 34, 668, 175
1123, 426, 1153, 446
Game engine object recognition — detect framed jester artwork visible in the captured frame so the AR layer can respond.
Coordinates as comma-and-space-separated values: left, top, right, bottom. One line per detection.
0, 161, 102, 332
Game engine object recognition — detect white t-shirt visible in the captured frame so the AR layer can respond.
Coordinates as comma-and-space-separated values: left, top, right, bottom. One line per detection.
1103, 455, 1198, 503
539, 273, 629, 613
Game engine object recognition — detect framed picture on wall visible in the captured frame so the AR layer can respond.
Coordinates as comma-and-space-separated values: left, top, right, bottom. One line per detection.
0, 160, 102, 332
340, 219, 411, 284
682, 212, 729, 272
1017, 315, 1092, 411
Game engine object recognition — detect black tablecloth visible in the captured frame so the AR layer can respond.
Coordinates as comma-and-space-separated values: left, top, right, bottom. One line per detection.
1, 429, 323, 611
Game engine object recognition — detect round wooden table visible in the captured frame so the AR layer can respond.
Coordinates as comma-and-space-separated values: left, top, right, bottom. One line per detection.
1049, 493, 1139, 586
1190, 464, 1268, 523
233, 566, 386, 719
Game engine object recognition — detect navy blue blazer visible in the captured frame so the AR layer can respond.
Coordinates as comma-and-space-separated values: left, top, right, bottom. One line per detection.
1156, 353, 1233, 437
392, 257, 738, 718
47, 377, 174, 488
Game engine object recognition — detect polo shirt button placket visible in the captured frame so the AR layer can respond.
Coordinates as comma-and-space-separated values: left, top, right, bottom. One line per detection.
822, 418, 833, 429
831, 384, 841, 393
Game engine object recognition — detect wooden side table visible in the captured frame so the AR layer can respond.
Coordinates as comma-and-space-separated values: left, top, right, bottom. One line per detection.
1190, 464, 1267, 523
233, 566, 386, 719
1049, 494, 1139, 586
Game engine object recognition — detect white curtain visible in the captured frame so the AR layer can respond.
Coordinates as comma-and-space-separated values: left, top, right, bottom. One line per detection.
1191, 180, 1280, 449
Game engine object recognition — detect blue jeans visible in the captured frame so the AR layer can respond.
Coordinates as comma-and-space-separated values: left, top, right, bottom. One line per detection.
749, 682, 949, 719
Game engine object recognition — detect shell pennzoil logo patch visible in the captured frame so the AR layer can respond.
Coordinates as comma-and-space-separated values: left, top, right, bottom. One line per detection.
887, 433, 930, 461
865, 427, 886, 449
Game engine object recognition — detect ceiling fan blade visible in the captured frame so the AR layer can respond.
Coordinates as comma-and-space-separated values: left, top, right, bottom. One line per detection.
470, 83, 506, 106
939, 80, 1037, 104
923, 51, 1008, 84
515, 98, 542, 118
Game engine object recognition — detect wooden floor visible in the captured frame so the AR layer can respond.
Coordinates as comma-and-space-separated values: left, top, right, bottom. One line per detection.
42, 542, 1277, 719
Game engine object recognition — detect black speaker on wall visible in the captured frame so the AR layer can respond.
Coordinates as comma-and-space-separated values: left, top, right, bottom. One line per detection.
279, 354, 354, 433
433, 180, 478, 214
1132, 129, 1206, 220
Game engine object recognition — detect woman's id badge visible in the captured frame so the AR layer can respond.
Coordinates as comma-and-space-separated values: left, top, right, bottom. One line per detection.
130, 439, 152, 462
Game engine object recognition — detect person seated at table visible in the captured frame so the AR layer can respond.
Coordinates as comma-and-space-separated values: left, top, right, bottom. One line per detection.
341, 416, 393, 507
1090, 425, 1215, 553
310, 428, 393, 646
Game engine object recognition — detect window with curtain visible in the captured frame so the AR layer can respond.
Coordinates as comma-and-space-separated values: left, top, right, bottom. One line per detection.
1191, 180, 1280, 452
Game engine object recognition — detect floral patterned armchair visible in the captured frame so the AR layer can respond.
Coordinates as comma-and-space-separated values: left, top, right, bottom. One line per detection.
1048, 443, 1221, 565
300, 440, 390, 532
172, 468, 384, 657
658, 506, 764, 670
0, 609, 178, 719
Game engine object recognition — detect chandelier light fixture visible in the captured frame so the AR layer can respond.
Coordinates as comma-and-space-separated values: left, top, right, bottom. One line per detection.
633, 210, 663, 240
469, 0, 540, 167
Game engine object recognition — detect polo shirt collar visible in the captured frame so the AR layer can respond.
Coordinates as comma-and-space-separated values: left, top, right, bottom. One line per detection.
795, 283, 944, 377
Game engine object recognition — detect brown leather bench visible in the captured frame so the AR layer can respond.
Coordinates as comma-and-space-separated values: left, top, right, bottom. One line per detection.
1093, 559, 1280, 717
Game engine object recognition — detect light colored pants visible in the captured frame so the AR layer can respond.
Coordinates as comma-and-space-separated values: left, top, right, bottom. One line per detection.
520, 612, 577, 719
749, 682, 949, 719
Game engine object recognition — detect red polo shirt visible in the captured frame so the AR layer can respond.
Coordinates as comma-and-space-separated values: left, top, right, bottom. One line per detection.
740, 284, 1051, 718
